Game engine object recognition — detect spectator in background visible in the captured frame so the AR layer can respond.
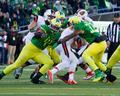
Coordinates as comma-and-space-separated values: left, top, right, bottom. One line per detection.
3, 12, 11, 30
14, 34, 23, 60
0, 1, 2, 9
1, 0, 9, 13
88, 0, 95, 6
0, 29, 5, 64
61, 0, 68, 14
2, 30, 8, 64
83, 0, 90, 11
16, 6, 27, 26
0, 11, 4, 28
54, 0, 63, 12
11, 12, 19, 31
98, 0, 106, 9
106, 13, 120, 73
117, 0, 120, 6
0, 36, 3, 64
110, 0, 117, 8
7, 26, 17, 64
70, 0, 78, 13
77, 0, 85, 9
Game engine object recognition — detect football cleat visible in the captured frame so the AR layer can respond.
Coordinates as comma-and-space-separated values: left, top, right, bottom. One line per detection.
14, 68, 23, 79
83, 72, 94, 80
57, 75, 68, 84
67, 79, 77, 85
15, 74, 20, 79
93, 69, 105, 82
0, 72, 5, 80
47, 70, 53, 84
106, 74, 117, 83
31, 79, 46, 84
0, 74, 3, 80
31, 72, 43, 84
104, 68, 116, 83
30, 72, 35, 79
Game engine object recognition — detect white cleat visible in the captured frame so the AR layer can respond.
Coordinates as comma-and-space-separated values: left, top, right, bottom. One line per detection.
83, 72, 95, 80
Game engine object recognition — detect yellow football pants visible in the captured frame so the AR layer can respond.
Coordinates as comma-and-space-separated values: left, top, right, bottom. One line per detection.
47, 46, 61, 64
3, 42, 54, 75
82, 41, 107, 71
107, 45, 120, 69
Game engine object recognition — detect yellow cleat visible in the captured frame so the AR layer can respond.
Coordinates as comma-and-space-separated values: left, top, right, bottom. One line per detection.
92, 77, 102, 82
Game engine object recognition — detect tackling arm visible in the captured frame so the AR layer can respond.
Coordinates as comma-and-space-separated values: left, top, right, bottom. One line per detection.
52, 29, 84, 48
59, 30, 84, 43
28, 16, 38, 30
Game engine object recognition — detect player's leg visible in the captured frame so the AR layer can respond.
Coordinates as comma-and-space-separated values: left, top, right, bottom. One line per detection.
57, 63, 94, 83
11, 46, 16, 64
107, 45, 120, 69
91, 41, 117, 82
47, 44, 71, 83
94, 54, 106, 72
67, 63, 77, 84
7, 45, 12, 64
93, 53, 106, 82
56, 64, 78, 85
103, 45, 120, 83
47, 46, 61, 65
14, 67, 23, 79
58, 49, 94, 82
14, 61, 33, 79
66, 52, 78, 84
0, 43, 33, 79
30, 65, 42, 79
30, 46, 61, 83
31, 51, 54, 84
48, 58, 70, 83
93, 41, 107, 72
79, 63, 94, 80
82, 41, 107, 82
77, 57, 94, 80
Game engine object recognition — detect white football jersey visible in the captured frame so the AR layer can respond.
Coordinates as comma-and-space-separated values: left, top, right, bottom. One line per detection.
23, 16, 45, 44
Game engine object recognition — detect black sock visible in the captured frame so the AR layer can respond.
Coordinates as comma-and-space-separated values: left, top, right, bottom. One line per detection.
0, 71, 5, 79
104, 68, 112, 75
63, 72, 69, 81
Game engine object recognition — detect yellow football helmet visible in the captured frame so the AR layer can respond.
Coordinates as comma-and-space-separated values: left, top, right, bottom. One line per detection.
55, 11, 65, 19
51, 18, 62, 27
68, 16, 81, 24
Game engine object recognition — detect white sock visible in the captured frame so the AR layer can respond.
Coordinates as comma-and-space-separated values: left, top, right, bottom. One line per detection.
85, 67, 92, 73
69, 71, 74, 80
52, 61, 69, 75
51, 67, 59, 75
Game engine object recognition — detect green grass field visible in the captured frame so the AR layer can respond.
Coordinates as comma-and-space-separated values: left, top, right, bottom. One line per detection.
0, 65, 120, 96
